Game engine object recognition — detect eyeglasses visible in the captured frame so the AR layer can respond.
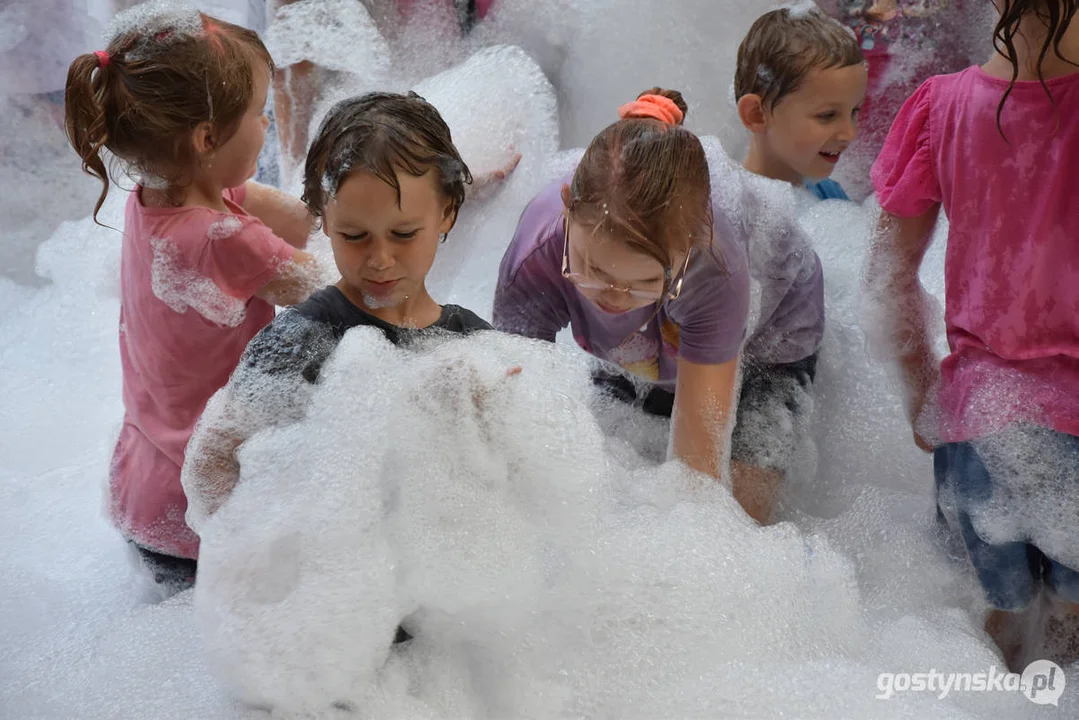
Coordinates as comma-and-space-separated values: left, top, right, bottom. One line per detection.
561, 219, 692, 304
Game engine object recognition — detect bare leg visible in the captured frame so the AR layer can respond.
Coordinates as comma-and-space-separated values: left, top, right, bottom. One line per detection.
273, 61, 317, 172
986, 608, 1026, 671
1030, 598, 1079, 668
731, 461, 783, 525
986, 593, 1053, 672
268, 0, 321, 177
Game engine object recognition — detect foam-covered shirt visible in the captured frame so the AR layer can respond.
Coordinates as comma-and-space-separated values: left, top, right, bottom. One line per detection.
110, 184, 295, 559
182, 286, 491, 530
235, 287, 492, 386
872, 66, 1079, 442
701, 139, 826, 367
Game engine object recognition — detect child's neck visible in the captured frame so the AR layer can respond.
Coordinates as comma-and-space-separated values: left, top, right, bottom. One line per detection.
743, 139, 804, 187
336, 279, 442, 329
983, 14, 1079, 80
182, 171, 232, 212
142, 174, 231, 212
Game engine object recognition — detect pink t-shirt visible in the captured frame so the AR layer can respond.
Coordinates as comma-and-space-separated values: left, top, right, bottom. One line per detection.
110, 185, 295, 558
873, 66, 1079, 443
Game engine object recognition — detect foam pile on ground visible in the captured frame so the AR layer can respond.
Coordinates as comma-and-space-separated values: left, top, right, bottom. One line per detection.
191, 326, 1047, 718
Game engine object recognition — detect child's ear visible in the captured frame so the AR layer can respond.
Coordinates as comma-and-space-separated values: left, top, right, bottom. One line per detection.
191, 121, 217, 156
737, 94, 768, 134
439, 197, 457, 234
560, 183, 572, 209
321, 201, 334, 239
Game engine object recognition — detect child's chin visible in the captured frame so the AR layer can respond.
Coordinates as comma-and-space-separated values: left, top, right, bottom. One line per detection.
361, 292, 404, 311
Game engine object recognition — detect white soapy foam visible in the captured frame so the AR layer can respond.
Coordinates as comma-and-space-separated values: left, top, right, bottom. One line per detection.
206, 215, 243, 242
8, 149, 1078, 720
104, 0, 204, 57
264, 0, 391, 76
4, 0, 1079, 717
187, 327, 1050, 718
150, 235, 249, 327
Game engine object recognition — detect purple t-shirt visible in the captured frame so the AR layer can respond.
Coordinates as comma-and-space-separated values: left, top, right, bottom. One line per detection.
494, 175, 751, 391
701, 138, 826, 367
495, 150, 826, 391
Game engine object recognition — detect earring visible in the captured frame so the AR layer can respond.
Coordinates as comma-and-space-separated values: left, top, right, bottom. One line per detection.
439, 233, 448, 244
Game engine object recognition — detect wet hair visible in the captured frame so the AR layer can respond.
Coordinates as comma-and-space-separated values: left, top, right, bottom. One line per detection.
734, 6, 865, 110
566, 87, 713, 278
992, 0, 1079, 137
302, 91, 473, 232
64, 6, 273, 222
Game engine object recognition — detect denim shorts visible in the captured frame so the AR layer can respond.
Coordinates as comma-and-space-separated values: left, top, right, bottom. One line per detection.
934, 425, 1079, 611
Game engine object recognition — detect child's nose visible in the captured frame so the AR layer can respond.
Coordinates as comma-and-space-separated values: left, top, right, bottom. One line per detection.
366, 239, 394, 270
837, 115, 857, 143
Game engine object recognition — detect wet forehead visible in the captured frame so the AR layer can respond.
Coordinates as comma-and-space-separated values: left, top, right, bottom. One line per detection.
786, 63, 867, 106
568, 221, 666, 283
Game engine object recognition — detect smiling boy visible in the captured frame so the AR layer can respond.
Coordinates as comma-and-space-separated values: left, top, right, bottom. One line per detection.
734, 6, 868, 200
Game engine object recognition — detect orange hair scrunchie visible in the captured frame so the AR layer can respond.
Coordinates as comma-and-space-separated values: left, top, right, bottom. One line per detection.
617, 94, 684, 125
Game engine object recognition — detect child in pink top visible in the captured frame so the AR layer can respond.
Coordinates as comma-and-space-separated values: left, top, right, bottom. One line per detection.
65, 5, 321, 592
868, 0, 1079, 666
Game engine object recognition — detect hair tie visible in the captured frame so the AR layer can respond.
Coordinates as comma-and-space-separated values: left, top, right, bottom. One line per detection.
617, 94, 684, 126
94, 50, 110, 68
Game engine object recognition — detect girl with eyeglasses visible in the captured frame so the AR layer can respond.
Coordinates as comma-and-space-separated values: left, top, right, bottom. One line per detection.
494, 87, 825, 525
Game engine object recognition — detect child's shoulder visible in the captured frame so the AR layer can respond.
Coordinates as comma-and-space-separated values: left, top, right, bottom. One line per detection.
239, 303, 339, 383
903, 66, 981, 110
440, 305, 493, 334
130, 187, 272, 250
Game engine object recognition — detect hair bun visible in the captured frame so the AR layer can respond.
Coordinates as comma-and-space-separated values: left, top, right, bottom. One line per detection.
618, 87, 688, 126
639, 88, 688, 119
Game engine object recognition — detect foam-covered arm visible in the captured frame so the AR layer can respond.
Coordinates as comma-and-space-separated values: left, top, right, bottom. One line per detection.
182, 389, 248, 529
864, 208, 941, 450
242, 180, 314, 250
468, 152, 522, 200
671, 356, 740, 482
182, 313, 331, 529
254, 249, 323, 307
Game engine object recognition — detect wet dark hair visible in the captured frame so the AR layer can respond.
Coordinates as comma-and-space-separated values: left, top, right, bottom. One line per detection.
64, 10, 272, 221
735, 7, 865, 111
302, 91, 472, 231
567, 87, 714, 277
992, 0, 1079, 137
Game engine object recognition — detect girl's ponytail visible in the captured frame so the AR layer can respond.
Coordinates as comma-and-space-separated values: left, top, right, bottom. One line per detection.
60, 9, 272, 218
64, 52, 112, 223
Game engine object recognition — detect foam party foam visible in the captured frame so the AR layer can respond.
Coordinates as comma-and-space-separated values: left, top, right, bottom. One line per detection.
4, 0, 1079, 718
264, 0, 391, 77
186, 325, 1061, 718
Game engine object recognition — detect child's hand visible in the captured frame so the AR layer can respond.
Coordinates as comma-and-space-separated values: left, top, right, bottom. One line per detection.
469, 151, 523, 197
866, 0, 898, 21
471, 365, 523, 414
912, 413, 936, 454
902, 355, 940, 454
